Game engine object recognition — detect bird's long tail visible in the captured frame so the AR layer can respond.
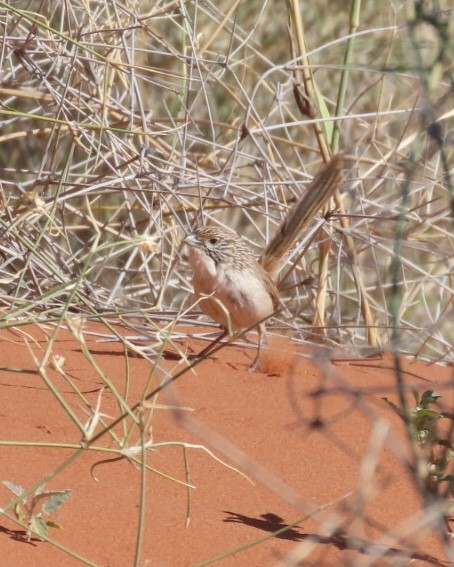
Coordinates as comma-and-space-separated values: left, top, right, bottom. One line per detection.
261, 153, 344, 280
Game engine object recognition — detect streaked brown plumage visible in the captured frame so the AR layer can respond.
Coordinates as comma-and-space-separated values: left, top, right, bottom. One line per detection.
186, 226, 279, 327
185, 153, 344, 369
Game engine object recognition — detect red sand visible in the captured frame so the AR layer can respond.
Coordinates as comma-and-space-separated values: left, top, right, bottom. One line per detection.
0, 323, 453, 566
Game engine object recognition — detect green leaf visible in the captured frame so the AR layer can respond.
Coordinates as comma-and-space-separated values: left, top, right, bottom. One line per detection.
14, 502, 24, 523
420, 390, 441, 407
2, 480, 25, 497
413, 408, 441, 420
29, 516, 48, 541
45, 519, 62, 529
312, 80, 333, 143
41, 490, 72, 515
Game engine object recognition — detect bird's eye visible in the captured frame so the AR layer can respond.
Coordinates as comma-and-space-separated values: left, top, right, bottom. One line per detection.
208, 238, 217, 245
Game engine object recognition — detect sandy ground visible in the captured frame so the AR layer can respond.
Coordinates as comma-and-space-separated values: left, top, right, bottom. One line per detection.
0, 322, 453, 566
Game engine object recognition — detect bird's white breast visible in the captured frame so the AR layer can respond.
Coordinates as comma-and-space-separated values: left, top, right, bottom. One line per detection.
187, 247, 274, 330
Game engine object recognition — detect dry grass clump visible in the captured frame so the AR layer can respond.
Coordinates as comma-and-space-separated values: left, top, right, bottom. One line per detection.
0, 0, 452, 361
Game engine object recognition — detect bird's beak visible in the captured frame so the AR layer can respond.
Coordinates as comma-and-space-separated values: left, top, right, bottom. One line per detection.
184, 232, 201, 248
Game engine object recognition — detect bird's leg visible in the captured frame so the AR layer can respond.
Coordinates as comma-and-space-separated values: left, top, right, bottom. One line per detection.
248, 324, 265, 372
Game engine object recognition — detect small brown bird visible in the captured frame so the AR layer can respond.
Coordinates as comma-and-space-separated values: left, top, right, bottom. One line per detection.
185, 154, 345, 369
185, 225, 279, 369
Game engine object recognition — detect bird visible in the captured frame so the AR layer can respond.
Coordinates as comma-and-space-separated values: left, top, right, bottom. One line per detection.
185, 153, 345, 370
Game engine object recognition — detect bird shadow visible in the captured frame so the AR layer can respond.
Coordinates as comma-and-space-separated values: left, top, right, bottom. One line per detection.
222, 511, 449, 566
224, 511, 304, 541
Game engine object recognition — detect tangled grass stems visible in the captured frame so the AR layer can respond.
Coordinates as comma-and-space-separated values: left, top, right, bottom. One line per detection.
0, 0, 452, 564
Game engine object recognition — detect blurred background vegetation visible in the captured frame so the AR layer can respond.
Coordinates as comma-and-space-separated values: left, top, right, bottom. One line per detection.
0, 0, 452, 361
